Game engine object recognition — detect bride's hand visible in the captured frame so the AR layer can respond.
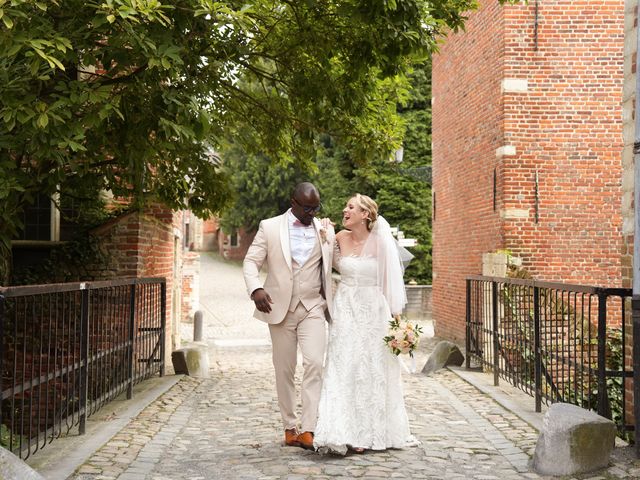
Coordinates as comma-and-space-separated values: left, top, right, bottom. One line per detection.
320, 217, 335, 229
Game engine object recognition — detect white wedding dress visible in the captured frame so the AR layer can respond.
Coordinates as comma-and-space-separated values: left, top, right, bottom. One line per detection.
313, 252, 417, 455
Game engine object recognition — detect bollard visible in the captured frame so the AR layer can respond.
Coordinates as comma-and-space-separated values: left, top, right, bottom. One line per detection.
193, 310, 204, 342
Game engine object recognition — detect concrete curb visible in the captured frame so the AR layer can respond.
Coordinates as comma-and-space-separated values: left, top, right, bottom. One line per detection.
447, 365, 546, 432
447, 365, 632, 450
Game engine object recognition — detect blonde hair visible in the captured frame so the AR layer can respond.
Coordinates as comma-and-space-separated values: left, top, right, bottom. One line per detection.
353, 193, 378, 231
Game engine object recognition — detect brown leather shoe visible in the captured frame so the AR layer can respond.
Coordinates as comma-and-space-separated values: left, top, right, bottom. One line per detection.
284, 428, 300, 447
297, 431, 315, 450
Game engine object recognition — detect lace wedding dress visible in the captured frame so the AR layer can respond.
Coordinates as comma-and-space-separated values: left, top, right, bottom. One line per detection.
313, 253, 417, 455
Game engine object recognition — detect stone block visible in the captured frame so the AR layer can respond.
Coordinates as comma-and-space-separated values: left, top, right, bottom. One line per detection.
0, 447, 45, 480
171, 342, 210, 378
421, 341, 464, 375
501, 78, 529, 93
496, 145, 517, 157
532, 402, 616, 476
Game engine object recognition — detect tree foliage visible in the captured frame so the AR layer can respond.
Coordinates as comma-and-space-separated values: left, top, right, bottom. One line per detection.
374, 65, 432, 283
218, 138, 309, 234
0, 0, 485, 282
314, 64, 433, 283
222, 63, 433, 283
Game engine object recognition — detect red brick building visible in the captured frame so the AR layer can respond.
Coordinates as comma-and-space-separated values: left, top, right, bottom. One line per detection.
91, 206, 191, 356
432, 0, 625, 342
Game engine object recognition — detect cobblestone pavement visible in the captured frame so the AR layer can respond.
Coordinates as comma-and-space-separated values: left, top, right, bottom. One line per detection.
68, 254, 639, 480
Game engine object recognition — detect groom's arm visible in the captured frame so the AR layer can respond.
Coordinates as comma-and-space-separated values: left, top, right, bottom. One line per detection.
243, 220, 276, 313
243, 220, 268, 298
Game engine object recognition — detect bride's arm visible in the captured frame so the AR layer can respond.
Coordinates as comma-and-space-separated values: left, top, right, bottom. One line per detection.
332, 230, 347, 273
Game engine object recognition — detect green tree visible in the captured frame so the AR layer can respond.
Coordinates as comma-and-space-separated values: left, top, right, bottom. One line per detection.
0, 0, 486, 282
218, 139, 308, 234
312, 64, 432, 283
223, 63, 432, 283
374, 64, 432, 283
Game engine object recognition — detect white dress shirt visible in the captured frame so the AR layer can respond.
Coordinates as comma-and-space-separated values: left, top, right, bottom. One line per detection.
288, 209, 317, 267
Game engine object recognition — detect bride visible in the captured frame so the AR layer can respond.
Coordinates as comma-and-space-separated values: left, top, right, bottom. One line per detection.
314, 193, 417, 455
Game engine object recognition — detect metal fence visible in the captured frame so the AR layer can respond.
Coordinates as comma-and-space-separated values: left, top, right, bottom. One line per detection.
466, 275, 635, 440
0, 277, 166, 459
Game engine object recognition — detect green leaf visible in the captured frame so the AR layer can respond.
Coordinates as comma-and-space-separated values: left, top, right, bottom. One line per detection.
68, 141, 86, 152
106, 14, 115, 23
33, 47, 48, 61
29, 58, 40, 75
2, 13, 13, 28
16, 109, 34, 124
49, 56, 65, 71
37, 113, 49, 128
7, 42, 21, 56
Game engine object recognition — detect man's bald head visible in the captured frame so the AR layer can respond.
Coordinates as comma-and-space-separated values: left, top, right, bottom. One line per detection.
290, 182, 321, 225
292, 182, 319, 199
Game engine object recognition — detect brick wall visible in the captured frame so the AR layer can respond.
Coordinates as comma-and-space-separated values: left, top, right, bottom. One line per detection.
181, 251, 200, 322
202, 218, 220, 251
432, 0, 505, 342
622, 0, 637, 430
219, 227, 255, 261
502, 0, 624, 284
92, 207, 181, 360
432, 0, 625, 342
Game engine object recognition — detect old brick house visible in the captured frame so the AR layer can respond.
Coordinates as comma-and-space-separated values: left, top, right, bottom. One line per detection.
432, 0, 626, 342
13, 201, 200, 361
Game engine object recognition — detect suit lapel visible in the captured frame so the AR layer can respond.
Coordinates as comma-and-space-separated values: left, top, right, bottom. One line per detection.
313, 218, 329, 276
280, 213, 292, 271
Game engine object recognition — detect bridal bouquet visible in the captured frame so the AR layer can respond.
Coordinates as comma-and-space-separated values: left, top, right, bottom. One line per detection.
384, 316, 423, 358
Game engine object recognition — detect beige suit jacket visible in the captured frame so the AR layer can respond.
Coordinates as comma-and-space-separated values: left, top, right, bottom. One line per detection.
243, 213, 334, 324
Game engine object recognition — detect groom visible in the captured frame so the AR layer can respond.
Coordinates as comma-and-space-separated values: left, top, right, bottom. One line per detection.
243, 182, 334, 450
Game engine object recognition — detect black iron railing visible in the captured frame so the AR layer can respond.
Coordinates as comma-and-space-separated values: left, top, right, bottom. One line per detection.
0, 277, 166, 459
466, 275, 634, 439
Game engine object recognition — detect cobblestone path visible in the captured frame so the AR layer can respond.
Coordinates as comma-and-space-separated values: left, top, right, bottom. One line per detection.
71, 346, 546, 480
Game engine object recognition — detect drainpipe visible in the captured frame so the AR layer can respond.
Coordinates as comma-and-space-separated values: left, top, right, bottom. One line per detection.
633, 12, 640, 456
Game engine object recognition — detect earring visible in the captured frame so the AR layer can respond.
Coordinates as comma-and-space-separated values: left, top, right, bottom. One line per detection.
361, 219, 365, 225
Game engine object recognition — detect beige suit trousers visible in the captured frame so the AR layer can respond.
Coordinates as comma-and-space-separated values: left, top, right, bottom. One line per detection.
269, 302, 327, 432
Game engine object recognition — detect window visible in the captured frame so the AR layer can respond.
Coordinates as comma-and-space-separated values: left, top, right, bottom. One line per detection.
229, 231, 240, 248
16, 193, 59, 242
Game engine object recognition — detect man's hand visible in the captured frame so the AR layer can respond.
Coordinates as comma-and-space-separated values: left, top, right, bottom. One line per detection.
252, 288, 274, 313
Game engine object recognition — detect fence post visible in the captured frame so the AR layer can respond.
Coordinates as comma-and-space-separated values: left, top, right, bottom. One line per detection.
596, 292, 609, 419
633, 295, 640, 457
194, 310, 204, 342
533, 285, 542, 413
79, 285, 90, 435
160, 281, 166, 377
465, 279, 471, 369
127, 284, 136, 399
492, 280, 499, 386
